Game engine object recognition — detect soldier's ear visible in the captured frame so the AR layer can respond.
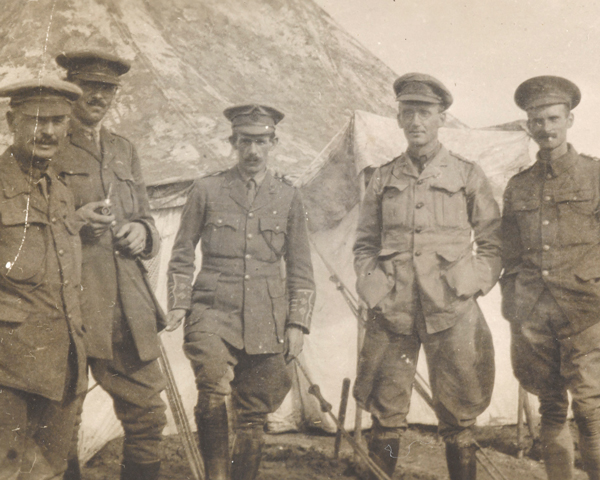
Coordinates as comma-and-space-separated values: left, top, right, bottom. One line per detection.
439, 110, 446, 126
567, 112, 574, 129
6, 111, 15, 133
270, 136, 279, 148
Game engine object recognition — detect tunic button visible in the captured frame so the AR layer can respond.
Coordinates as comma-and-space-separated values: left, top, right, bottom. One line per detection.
247, 234, 253, 239
245, 254, 251, 259
217, 219, 223, 224
278, 338, 285, 344
248, 212, 254, 218
416, 202, 424, 209
414, 251, 421, 257
415, 227, 422, 233
543, 245, 550, 251
275, 225, 280, 230
64, 280, 70, 286
273, 210, 278, 215
244, 274, 250, 280
542, 270, 549, 276
544, 196, 551, 202
417, 179, 424, 185
58, 249, 65, 256
51, 217, 57, 223
542, 220, 550, 226
546, 174, 552, 180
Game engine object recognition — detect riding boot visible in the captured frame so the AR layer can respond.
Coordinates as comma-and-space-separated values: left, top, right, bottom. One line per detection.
445, 442, 477, 480
367, 432, 399, 480
196, 394, 231, 480
63, 457, 81, 480
120, 460, 161, 480
231, 427, 265, 480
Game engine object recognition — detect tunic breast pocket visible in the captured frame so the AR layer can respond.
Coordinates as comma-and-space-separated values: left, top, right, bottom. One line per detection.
0, 208, 47, 284
555, 189, 598, 244
429, 184, 468, 227
111, 164, 138, 216
513, 196, 541, 248
203, 212, 242, 255
381, 183, 410, 229
259, 216, 288, 257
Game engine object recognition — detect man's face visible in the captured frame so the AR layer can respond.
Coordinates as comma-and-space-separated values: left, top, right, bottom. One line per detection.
71, 80, 117, 125
527, 103, 573, 151
231, 133, 277, 176
397, 102, 445, 148
7, 111, 69, 162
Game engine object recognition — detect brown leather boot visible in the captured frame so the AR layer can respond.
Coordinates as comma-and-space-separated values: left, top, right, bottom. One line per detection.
196, 394, 231, 480
445, 442, 477, 480
231, 427, 264, 480
367, 431, 400, 480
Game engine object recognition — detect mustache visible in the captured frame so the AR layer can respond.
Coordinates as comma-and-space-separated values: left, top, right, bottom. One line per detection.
33, 136, 59, 146
86, 98, 108, 108
534, 132, 557, 140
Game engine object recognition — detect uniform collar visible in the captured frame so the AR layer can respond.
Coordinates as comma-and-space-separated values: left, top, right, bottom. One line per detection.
537, 143, 579, 178
0, 147, 58, 198
393, 143, 449, 179
407, 141, 442, 171
236, 164, 268, 187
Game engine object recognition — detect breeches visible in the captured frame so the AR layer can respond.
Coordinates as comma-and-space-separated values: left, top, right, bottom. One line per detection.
184, 332, 292, 428
0, 387, 81, 480
82, 336, 167, 464
354, 298, 495, 439
512, 288, 600, 438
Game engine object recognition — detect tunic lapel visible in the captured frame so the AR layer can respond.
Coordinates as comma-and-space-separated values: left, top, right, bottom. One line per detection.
69, 128, 102, 162
249, 172, 274, 212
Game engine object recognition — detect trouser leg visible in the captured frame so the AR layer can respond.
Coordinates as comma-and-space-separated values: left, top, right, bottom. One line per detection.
354, 313, 421, 479
0, 387, 82, 480
511, 289, 573, 480
563, 320, 600, 480
185, 333, 237, 480
89, 338, 167, 480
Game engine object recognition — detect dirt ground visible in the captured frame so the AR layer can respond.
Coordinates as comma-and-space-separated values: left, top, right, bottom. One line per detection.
83, 423, 589, 479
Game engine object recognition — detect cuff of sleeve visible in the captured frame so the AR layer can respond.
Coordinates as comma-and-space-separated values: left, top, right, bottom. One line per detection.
168, 273, 193, 311
287, 289, 315, 334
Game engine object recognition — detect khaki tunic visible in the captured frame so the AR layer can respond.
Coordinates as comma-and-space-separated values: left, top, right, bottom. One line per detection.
354, 146, 502, 335
53, 126, 164, 361
0, 148, 87, 401
168, 167, 315, 355
501, 145, 600, 336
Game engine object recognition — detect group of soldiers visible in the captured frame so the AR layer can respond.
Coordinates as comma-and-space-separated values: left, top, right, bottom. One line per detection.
0, 48, 599, 480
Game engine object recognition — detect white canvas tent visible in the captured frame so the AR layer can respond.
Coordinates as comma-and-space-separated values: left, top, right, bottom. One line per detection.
0, 0, 538, 463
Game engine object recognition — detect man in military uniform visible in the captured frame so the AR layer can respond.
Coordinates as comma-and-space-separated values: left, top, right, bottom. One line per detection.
166, 105, 315, 480
353, 73, 501, 480
502, 76, 600, 480
53, 51, 167, 480
0, 79, 93, 479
